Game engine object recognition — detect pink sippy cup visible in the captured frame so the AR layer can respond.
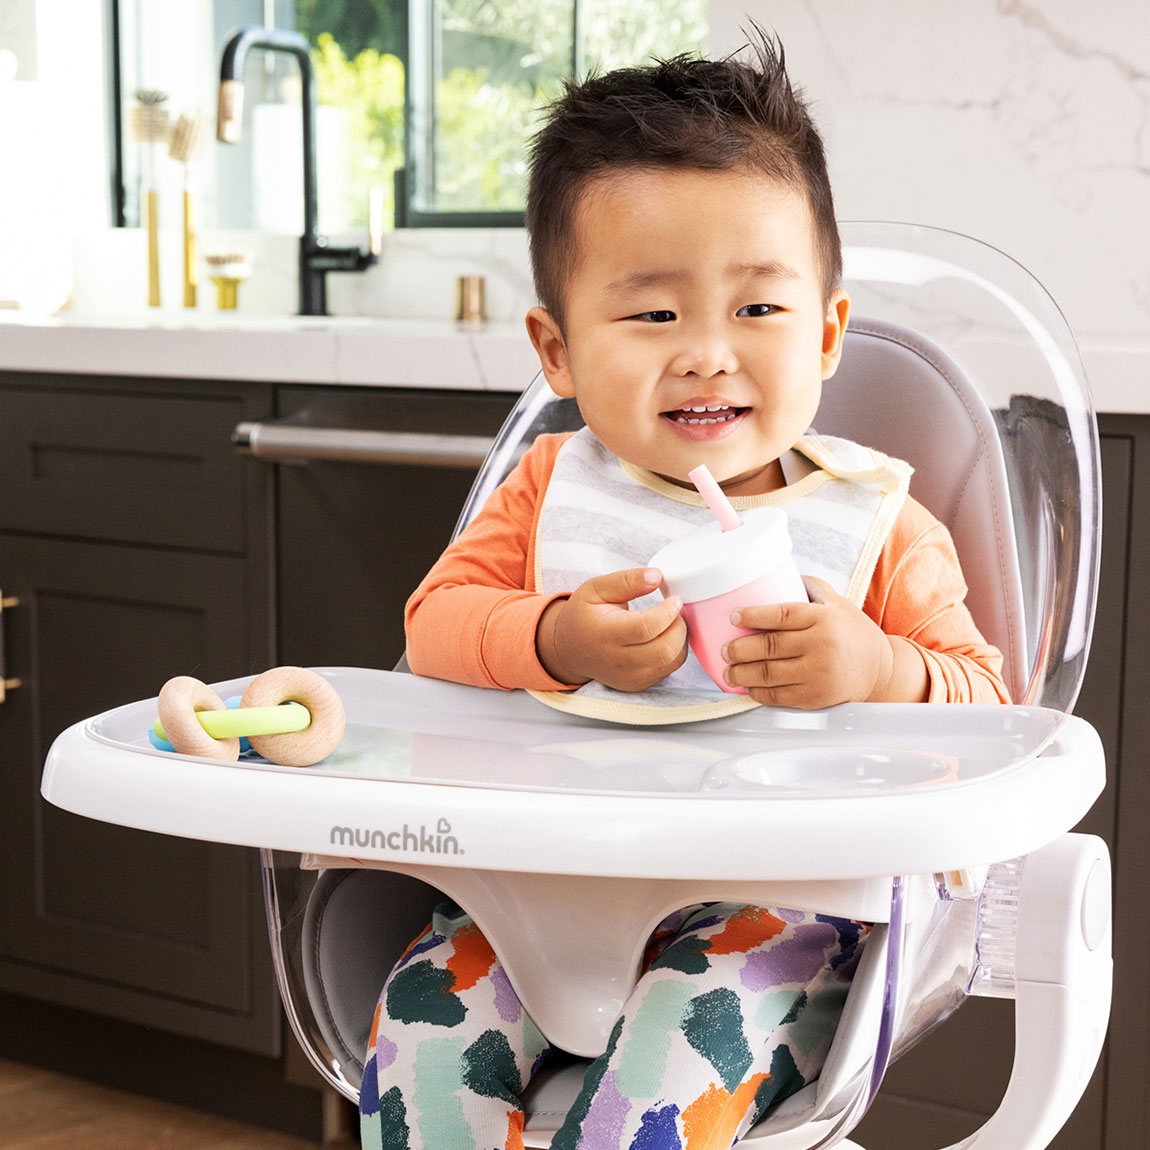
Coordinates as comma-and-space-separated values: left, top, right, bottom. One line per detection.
649, 465, 808, 695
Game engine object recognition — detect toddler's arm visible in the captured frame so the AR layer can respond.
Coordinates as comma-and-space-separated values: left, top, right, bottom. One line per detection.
405, 435, 573, 689
406, 433, 688, 693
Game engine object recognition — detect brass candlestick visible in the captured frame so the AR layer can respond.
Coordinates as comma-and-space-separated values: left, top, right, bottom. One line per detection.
204, 252, 252, 309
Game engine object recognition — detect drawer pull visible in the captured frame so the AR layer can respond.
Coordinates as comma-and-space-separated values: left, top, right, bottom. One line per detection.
0, 590, 19, 704
232, 422, 494, 469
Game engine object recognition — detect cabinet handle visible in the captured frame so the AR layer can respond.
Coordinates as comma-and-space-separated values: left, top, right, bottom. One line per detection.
0, 591, 20, 704
232, 421, 494, 469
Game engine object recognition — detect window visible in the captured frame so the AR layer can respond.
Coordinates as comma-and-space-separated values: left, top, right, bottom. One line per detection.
403, 0, 707, 226
112, 0, 706, 233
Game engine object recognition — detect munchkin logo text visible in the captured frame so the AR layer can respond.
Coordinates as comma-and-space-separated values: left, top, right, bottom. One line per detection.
329, 817, 462, 855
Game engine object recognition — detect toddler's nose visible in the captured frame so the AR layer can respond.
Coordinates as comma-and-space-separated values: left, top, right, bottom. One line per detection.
670, 321, 739, 378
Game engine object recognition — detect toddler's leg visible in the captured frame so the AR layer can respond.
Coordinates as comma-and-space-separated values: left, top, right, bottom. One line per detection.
360, 901, 553, 1150
552, 903, 866, 1150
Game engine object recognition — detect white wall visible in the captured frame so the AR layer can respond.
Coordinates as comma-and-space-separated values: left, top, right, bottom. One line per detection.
710, 1, 1149, 395
0, 0, 108, 309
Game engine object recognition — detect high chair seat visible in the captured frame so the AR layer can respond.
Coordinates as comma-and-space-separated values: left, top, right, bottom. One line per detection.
298, 860, 893, 1149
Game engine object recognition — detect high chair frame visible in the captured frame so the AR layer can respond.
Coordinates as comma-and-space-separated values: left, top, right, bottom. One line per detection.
41, 223, 1109, 1150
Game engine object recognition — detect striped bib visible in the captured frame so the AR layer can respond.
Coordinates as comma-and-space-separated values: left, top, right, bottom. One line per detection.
528, 428, 912, 725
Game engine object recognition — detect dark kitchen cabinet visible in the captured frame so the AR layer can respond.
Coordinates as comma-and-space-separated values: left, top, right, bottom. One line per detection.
269, 385, 518, 669
0, 370, 517, 1136
0, 372, 306, 1131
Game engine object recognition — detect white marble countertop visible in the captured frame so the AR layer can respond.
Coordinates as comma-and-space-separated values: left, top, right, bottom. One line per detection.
0, 312, 1144, 414
0, 312, 541, 393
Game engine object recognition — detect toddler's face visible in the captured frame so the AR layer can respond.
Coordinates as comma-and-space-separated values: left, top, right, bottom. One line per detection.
527, 167, 850, 496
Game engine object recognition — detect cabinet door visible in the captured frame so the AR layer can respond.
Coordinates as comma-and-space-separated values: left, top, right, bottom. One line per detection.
0, 384, 248, 552
1095, 418, 1150, 1148
273, 387, 518, 669
0, 533, 279, 1054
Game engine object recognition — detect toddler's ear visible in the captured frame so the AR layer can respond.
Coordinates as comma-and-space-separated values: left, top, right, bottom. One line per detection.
821, 290, 852, 380
526, 306, 576, 398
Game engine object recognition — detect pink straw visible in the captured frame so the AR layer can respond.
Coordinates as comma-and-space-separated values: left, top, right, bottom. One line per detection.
688, 464, 743, 532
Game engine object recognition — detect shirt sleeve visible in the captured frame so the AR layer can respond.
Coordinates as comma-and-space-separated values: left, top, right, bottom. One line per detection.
408, 447, 1010, 703
403, 434, 575, 690
864, 496, 1011, 703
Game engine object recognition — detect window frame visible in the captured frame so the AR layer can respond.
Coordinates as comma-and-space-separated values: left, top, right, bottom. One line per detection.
108, 0, 664, 231
397, 0, 570, 229
108, 0, 128, 228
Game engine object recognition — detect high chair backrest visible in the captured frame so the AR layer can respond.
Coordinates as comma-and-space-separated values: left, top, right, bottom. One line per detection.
455, 222, 1100, 712
796, 315, 1026, 701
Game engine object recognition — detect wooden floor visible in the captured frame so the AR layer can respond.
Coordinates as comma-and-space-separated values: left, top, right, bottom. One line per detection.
0, 1059, 340, 1149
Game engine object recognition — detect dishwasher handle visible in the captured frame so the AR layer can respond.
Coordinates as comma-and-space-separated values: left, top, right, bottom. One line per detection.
233, 421, 495, 469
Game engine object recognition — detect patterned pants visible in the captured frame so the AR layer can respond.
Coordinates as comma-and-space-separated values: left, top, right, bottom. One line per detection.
360, 901, 866, 1150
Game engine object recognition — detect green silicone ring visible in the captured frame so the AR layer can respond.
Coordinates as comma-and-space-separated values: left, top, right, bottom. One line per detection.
154, 701, 311, 743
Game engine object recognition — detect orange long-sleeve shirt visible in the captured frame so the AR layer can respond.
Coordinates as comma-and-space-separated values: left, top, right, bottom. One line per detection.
406, 434, 1010, 703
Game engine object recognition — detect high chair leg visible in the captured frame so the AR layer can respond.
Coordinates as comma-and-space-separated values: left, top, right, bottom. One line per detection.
935, 834, 1111, 1150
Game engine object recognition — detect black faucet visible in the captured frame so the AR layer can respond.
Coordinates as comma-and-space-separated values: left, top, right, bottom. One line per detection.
217, 25, 378, 316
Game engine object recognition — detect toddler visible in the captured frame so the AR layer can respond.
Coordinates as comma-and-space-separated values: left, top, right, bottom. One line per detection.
361, 31, 1009, 1150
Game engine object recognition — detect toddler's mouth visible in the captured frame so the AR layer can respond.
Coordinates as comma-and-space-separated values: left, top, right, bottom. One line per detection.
662, 403, 748, 426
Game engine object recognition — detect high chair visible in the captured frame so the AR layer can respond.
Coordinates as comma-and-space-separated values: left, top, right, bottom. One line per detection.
42, 222, 1109, 1149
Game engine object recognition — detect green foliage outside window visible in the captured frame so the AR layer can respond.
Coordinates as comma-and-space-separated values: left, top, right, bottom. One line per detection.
311, 32, 404, 230
432, 67, 542, 211
296, 0, 402, 56
302, 0, 706, 228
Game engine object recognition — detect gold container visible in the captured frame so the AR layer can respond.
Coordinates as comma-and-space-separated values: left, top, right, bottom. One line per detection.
210, 276, 242, 309
204, 253, 252, 310
455, 275, 486, 324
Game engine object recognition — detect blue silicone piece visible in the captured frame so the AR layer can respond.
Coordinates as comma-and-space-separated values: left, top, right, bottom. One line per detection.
148, 727, 175, 753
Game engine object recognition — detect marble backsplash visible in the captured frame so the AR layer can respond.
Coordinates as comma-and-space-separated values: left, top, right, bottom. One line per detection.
57, 0, 1148, 403
711, 0, 1148, 384
68, 225, 538, 328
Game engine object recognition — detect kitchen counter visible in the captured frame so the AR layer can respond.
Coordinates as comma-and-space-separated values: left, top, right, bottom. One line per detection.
0, 312, 1144, 413
0, 312, 541, 392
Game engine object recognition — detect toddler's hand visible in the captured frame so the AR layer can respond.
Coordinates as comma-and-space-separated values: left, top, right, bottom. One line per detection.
537, 568, 688, 691
721, 576, 926, 708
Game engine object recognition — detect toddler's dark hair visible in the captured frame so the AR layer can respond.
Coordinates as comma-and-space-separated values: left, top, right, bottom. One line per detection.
525, 30, 841, 330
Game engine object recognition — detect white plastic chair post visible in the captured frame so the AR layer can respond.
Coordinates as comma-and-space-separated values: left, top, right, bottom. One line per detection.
935, 834, 1111, 1150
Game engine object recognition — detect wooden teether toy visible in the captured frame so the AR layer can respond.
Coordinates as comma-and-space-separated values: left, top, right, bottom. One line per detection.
154, 667, 345, 767
156, 676, 241, 761
240, 665, 345, 766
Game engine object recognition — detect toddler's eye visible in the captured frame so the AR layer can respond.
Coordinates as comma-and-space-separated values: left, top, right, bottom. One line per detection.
736, 303, 778, 317
632, 310, 676, 323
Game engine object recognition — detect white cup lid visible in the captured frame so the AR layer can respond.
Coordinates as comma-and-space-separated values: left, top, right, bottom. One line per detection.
650, 506, 795, 602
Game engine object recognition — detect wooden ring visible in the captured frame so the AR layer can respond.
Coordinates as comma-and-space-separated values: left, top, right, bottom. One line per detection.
240, 667, 345, 767
156, 676, 241, 761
